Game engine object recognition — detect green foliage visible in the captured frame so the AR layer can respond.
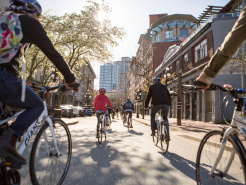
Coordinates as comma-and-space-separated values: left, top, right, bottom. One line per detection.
24, 1, 126, 86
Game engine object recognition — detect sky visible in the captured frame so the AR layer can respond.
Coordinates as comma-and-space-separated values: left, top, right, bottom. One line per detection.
38, 0, 228, 89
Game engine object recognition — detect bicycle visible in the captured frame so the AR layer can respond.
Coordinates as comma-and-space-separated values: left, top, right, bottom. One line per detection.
193, 81, 246, 184
122, 111, 130, 131
0, 84, 73, 185
96, 111, 107, 144
152, 110, 169, 154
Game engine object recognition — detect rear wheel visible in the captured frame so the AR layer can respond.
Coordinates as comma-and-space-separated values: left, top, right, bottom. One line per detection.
98, 123, 102, 144
160, 122, 169, 154
30, 119, 72, 185
152, 121, 159, 146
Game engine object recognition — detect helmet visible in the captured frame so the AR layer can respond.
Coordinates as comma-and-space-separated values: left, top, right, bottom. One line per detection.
153, 77, 161, 82
99, 88, 106, 95
9, 0, 42, 17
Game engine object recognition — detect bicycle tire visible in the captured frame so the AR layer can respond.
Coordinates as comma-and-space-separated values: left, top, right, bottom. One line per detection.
152, 122, 159, 146
98, 123, 102, 144
30, 119, 72, 185
160, 121, 169, 154
196, 130, 246, 185
127, 115, 130, 131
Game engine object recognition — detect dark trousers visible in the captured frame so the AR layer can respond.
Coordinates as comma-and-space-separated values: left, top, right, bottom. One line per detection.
151, 104, 169, 132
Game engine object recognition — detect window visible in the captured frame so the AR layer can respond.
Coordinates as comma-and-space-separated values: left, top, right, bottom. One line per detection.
168, 21, 175, 26
180, 29, 188, 39
195, 39, 207, 63
155, 33, 160, 42
183, 53, 188, 70
165, 30, 173, 41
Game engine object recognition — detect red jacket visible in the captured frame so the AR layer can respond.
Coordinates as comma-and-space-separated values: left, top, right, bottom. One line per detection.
93, 94, 112, 112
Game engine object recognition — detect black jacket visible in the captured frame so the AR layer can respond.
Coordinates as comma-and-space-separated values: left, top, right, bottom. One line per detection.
145, 82, 171, 107
1, 15, 75, 84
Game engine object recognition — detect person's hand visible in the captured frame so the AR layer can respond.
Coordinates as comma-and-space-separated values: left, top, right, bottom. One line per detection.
66, 80, 79, 92
195, 72, 211, 90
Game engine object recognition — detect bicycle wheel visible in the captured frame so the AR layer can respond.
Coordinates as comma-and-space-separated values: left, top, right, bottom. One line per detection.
127, 116, 130, 131
30, 119, 72, 185
160, 121, 169, 154
98, 123, 102, 144
152, 122, 159, 146
196, 130, 246, 185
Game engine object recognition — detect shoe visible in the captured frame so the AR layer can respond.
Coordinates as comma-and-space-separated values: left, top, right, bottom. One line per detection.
0, 126, 26, 165
130, 125, 133, 128
105, 123, 109, 126
96, 133, 99, 138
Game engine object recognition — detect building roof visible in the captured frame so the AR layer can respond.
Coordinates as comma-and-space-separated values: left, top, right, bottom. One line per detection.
150, 14, 197, 30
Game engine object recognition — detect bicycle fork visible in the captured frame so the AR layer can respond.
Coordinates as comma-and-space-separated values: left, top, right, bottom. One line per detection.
209, 127, 236, 177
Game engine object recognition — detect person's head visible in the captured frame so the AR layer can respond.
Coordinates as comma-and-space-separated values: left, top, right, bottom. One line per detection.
153, 77, 161, 83
99, 87, 106, 95
9, 0, 42, 19
127, 98, 131, 102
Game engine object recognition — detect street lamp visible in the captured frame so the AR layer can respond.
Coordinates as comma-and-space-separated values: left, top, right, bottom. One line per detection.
163, 67, 171, 86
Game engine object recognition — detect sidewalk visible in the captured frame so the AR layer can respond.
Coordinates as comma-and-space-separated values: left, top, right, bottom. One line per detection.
132, 113, 246, 144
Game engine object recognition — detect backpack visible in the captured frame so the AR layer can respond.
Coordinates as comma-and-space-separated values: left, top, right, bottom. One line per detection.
125, 102, 132, 109
0, 11, 23, 64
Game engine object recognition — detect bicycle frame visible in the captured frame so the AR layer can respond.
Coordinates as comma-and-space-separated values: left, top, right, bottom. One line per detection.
209, 108, 246, 176
0, 99, 60, 157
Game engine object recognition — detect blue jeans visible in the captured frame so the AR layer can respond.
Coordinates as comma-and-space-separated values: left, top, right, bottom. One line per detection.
0, 67, 44, 138
151, 104, 169, 133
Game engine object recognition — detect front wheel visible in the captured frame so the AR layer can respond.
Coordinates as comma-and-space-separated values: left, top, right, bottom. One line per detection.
160, 122, 169, 154
196, 130, 246, 185
30, 119, 72, 185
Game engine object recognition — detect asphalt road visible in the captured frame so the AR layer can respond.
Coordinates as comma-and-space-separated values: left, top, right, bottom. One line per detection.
20, 115, 201, 185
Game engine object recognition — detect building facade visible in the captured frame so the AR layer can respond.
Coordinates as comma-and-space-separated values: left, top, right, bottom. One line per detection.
129, 0, 246, 124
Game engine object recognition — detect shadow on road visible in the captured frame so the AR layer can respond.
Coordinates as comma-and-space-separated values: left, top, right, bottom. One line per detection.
90, 143, 118, 168
158, 151, 196, 182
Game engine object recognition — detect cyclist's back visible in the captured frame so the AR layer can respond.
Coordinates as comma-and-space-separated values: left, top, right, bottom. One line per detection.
94, 88, 112, 137
145, 77, 171, 136
123, 99, 134, 128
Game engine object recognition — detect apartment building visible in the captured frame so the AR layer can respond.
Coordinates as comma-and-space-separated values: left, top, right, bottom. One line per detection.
99, 57, 131, 102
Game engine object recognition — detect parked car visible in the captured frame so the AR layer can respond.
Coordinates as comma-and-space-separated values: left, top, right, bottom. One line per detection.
60, 105, 73, 118
65, 105, 80, 117
84, 107, 93, 116
76, 106, 86, 117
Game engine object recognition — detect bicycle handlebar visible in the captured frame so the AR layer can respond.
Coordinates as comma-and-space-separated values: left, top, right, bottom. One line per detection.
193, 81, 246, 98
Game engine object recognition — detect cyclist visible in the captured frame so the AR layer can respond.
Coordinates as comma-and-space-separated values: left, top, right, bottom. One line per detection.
93, 88, 112, 138
144, 77, 171, 138
0, 0, 79, 165
196, 5, 246, 88
123, 98, 134, 128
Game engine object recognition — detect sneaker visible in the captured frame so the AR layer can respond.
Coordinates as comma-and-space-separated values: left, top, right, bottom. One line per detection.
0, 126, 26, 165
130, 125, 133, 128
